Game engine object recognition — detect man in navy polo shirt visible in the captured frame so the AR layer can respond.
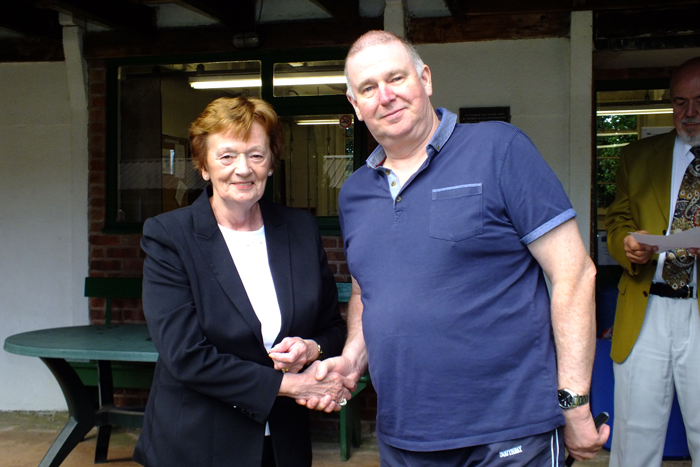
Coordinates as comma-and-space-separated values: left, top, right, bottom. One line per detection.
308, 30, 609, 466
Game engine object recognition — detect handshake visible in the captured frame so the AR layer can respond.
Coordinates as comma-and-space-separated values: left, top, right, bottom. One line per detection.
269, 337, 361, 413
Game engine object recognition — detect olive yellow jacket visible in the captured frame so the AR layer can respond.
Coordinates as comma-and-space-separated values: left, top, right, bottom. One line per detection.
604, 130, 699, 363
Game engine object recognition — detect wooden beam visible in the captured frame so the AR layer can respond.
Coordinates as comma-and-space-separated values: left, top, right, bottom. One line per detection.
34, 0, 156, 36
82, 18, 383, 59
595, 6, 700, 40
451, 0, 700, 15
594, 67, 676, 83
177, 0, 256, 31
0, 1, 62, 42
309, 0, 359, 23
408, 12, 570, 44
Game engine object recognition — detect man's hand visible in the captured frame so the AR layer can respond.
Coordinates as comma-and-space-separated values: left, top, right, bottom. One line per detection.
295, 356, 360, 411
279, 360, 354, 413
315, 355, 362, 383
562, 406, 610, 461
624, 231, 657, 264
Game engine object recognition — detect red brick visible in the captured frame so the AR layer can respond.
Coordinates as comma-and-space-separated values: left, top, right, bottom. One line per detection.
326, 250, 346, 262
122, 235, 143, 247
89, 185, 105, 197
89, 122, 105, 134
89, 235, 120, 246
106, 248, 138, 259
89, 159, 105, 171
89, 259, 122, 271
120, 262, 144, 274
89, 97, 106, 110
322, 236, 339, 248
88, 171, 105, 185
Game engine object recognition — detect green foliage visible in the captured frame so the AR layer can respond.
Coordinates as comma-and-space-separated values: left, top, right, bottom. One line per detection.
597, 115, 637, 131
596, 115, 638, 208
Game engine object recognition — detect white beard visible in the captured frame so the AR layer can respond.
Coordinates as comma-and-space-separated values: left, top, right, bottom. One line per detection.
678, 130, 700, 147
678, 119, 700, 147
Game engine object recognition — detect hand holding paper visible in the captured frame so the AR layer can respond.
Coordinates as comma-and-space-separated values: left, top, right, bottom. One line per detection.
631, 227, 700, 251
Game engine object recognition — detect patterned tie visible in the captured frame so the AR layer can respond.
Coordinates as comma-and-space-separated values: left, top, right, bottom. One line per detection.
662, 146, 700, 289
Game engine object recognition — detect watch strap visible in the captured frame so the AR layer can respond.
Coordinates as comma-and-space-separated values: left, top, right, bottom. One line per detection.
558, 388, 590, 409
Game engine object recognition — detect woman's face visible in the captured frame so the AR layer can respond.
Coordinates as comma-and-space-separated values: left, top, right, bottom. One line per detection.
201, 122, 273, 211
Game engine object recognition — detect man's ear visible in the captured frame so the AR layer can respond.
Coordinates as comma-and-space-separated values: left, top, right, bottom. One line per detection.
421, 65, 433, 97
347, 92, 364, 122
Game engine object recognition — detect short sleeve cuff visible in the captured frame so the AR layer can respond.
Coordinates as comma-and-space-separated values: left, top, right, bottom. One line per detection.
521, 208, 576, 245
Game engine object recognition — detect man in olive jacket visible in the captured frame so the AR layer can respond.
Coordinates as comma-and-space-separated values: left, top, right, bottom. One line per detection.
605, 57, 700, 467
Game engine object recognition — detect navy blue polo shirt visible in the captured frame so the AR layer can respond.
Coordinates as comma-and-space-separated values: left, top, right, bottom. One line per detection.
338, 109, 574, 451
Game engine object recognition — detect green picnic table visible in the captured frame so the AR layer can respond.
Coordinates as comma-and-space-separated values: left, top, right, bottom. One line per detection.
4, 324, 156, 467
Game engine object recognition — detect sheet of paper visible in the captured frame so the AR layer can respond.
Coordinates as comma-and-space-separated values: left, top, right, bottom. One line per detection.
631, 228, 700, 251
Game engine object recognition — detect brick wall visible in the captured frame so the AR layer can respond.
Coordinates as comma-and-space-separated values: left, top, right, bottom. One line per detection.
86, 60, 376, 439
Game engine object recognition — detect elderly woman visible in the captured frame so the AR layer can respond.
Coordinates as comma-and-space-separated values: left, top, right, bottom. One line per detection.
133, 96, 350, 467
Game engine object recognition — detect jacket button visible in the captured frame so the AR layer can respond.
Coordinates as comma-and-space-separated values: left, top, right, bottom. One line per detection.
643, 291, 648, 297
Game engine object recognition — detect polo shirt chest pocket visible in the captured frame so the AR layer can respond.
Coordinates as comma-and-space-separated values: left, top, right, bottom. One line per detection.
429, 184, 483, 241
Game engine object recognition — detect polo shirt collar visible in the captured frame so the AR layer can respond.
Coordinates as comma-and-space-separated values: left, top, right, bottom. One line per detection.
365, 108, 458, 169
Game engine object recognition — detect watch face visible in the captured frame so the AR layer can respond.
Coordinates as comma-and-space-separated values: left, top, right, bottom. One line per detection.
559, 389, 574, 408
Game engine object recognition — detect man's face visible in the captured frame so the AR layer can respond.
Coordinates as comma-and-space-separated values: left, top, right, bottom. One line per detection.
672, 67, 700, 146
345, 41, 433, 145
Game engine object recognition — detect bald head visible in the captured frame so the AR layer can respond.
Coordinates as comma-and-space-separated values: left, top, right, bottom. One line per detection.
671, 57, 700, 95
670, 57, 700, 146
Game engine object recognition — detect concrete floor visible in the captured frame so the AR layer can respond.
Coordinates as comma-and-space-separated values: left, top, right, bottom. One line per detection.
0, 411, 692, 467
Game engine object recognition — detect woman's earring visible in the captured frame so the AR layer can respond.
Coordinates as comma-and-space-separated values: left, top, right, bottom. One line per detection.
268, 172, 273, 176
203, 174, 209, 181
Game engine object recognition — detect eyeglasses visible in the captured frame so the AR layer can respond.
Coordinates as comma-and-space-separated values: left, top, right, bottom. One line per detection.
214, 152, 269, 167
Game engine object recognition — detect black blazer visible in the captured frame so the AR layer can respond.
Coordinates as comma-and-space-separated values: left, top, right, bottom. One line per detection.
134, 187, 346, 467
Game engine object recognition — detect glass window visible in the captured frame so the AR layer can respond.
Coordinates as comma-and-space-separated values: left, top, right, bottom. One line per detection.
108, 55, 355, 230
272, 114, 354, 216
116, 60, 262, 223
595, 88, 672, 210
273, 60, 346, 97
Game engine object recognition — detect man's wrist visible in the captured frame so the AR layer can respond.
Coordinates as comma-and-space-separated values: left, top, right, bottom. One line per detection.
558, 388, 590, 410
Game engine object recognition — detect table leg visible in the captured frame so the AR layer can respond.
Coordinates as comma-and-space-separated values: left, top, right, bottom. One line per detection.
94, 360, 114, 464
39, 358, 96, 467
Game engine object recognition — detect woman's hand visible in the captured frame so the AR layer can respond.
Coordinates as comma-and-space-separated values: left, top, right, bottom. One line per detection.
269, 337, 319, 374
278, 361, 353, 413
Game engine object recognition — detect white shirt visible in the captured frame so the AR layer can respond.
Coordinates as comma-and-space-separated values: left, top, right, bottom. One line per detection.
218, 225, 282, 352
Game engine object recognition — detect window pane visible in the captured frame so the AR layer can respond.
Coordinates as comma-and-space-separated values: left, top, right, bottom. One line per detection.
273, 60, 346, 97
116, 61, 261, 223
272, 114, 355, 216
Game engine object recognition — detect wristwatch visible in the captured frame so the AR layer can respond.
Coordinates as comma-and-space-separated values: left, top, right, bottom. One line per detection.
558, 388, 590, 410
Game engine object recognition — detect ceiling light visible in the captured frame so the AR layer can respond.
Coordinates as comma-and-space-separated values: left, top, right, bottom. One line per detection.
275, 75, 346, 86
296, 118, 345, 125
596, 107, 673, 116
189, 77, 262, 89
189, 72, 346, 90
